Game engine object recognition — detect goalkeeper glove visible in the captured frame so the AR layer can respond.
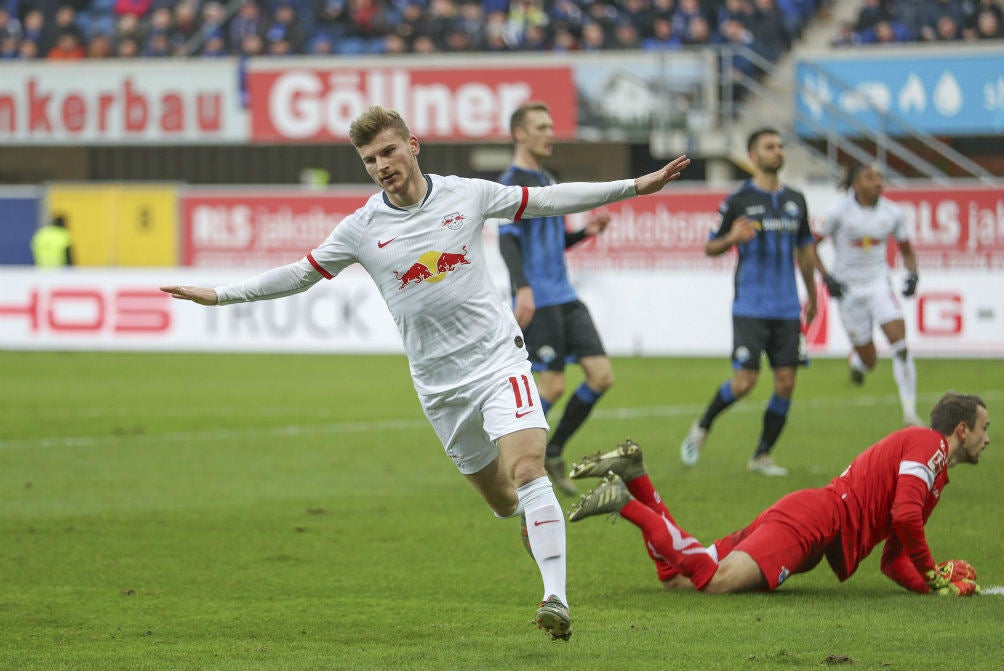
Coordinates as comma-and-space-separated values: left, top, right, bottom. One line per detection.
902, 272, 919, 297
927, 560, 980, 596
823, 274, 847, 299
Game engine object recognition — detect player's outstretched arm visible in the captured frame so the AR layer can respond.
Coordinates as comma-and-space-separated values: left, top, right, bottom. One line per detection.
161, 285, 218, 305
634, 155, 692, 195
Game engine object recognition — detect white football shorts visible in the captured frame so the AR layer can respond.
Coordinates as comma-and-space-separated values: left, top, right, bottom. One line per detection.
836, 278, 904, 347
418, 360, 550, 475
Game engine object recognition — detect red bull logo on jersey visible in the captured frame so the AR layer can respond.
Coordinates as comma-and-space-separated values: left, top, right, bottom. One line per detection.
851, 236, 879, 250
440, 212, 467, 230
392, 245, 471, 289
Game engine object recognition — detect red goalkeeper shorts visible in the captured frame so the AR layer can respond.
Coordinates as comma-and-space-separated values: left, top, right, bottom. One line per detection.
713, 488, 842, 590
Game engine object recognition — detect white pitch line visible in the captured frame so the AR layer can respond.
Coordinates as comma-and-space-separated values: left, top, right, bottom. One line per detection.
1, 391, 999, 452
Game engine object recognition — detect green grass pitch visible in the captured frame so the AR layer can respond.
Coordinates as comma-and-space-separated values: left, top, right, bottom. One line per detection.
1, 352, 1002, 670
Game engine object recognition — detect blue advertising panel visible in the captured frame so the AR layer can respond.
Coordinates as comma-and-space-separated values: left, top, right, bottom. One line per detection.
795, 51, 1004, 138
0, 191, 42, 265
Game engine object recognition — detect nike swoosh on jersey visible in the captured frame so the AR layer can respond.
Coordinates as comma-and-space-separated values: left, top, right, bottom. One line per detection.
377, 237, 398, 248
515, 410, 534, 418
534, 519, 560, 526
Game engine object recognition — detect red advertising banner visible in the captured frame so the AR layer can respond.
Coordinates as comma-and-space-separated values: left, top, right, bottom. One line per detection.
565, 190, 730, 270
180, 189, 376, 267
180, 185, 1003, 271
247, 66, 577, 143
884, 186, 1004, 270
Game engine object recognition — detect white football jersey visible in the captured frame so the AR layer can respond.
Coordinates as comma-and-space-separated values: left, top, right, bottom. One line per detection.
818, 194, 909, 284
307, 174, 529, 394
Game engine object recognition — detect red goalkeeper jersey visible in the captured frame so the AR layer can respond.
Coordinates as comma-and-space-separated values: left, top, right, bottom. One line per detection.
823, 427, 949, 592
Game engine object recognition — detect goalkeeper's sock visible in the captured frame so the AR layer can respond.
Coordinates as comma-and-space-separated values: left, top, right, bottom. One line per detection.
620, 499, 717, 590
625, 474, 676, 523
890, 340, 918, 419
699, 380, 738, 430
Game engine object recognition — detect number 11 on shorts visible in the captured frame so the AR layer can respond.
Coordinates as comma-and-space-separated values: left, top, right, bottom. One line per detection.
509, 375, 535, 414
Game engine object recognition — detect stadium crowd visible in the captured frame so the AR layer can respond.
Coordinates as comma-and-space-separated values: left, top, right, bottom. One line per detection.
0, 0, 827, 59
833, 0, 1004, 45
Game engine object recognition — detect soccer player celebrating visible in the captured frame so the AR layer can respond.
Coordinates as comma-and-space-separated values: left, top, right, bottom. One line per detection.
816, 161, 923, 427
569, 391, 988, 596
162, 106, 691, 641
680, 127, 821, 476
497, 102, 616, 496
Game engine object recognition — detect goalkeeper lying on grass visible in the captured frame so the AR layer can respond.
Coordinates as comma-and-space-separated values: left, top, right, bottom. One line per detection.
567, 391, 988, 596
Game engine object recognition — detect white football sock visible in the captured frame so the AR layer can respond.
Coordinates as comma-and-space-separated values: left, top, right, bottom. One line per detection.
849, 350, 869, 374
890, 340, 917, 419
517, 476, 567, 606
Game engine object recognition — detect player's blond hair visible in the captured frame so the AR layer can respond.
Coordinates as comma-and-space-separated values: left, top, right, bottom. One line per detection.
349, 106, 411, 148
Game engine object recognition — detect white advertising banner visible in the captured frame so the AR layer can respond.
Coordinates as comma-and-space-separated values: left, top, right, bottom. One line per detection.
0, 61, 247, 144
1, 267, 1000, 357
0, 267, 401, 353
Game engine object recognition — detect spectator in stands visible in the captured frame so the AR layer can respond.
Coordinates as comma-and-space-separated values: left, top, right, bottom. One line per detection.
620, 0, 651, 33
683, 14, 719, 45
143, 28, 171, 55
265, 1, 305, 53
116, 33, 139, 55
0, 7, 22, 41
551, 24, 579, 51
583, 0, 618, 36
966, 7, 1004, 38
830, 20, 859, 46
931, 13, 964, 39
87, 31, 114, 56
47, 27, 84, 56
916, 0, 967, 41
346, 0, 389, 41
641, 15, 680, 49
1, 33, 19, 57
52, 3, 84, 42
412, 33, 437, 52
865, 19, 907, 43
238, 31, 263, 55
579, 19, 608, 49
672, 0, 705, 38
114, 12, 142, 47
21, 7, 48, 51
201, 29, 226, 56
378, 31, 408, 54
548, 0, 583, 31
483, 9, 509, 50
312, 0, 351, 41
17, 36, 39, 57
611, 18, 641, 48
718, 0, 754, 31
854, 0, 891, 32
198, 1, 227, 49
750, 0, 791, 61
518, 22, 550, 49
169, 0, 198, 51
230, 0, 264, 48
454, 1, 485, 49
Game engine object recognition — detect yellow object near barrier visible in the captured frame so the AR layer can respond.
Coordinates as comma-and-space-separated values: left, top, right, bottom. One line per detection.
46, 184, 179, 266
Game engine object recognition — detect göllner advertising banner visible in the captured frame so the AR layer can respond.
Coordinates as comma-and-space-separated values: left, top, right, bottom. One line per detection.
246, 64, 577, 143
